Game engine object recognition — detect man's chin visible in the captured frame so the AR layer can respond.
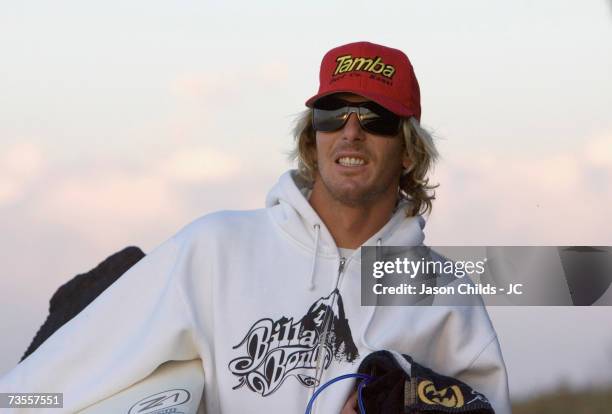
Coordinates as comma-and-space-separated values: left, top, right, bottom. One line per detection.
328, 185, 375, 207
316, 175, 384, 206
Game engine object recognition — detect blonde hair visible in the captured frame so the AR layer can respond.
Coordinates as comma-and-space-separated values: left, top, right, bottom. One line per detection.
289, 109, 439, 216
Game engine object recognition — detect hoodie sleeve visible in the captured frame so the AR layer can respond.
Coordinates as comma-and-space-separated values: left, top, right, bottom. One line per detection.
457, 334, 511, 414
0, 235, 199, 413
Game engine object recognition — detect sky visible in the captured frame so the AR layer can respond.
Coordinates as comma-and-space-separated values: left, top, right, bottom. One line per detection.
1, 0, 612, 401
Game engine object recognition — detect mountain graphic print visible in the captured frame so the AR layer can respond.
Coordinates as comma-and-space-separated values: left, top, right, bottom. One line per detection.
228, 289, 359, 396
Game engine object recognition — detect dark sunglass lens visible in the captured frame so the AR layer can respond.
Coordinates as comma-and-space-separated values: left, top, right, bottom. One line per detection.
313, 108, 348, 132
359, 106, 401, 135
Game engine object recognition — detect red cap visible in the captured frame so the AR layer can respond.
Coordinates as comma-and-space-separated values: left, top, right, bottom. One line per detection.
306, 41, 421, 120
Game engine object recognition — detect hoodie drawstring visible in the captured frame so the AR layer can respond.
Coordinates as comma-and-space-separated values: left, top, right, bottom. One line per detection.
306, 224, 320, 408
360, 238, 382, 351
308, 224, 321, 290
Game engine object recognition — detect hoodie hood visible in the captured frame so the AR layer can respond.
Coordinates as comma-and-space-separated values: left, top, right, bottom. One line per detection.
265, 170, 426, 259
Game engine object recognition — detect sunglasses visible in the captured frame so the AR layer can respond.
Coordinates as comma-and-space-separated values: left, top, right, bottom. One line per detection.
312, 97, 402, 136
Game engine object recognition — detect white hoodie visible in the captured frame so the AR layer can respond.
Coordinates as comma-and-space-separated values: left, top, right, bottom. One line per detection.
0, 170, 511, 414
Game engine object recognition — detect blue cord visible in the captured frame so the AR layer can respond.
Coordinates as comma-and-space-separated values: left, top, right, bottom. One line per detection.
357, 377, 369, 413
304, 373, 374, 414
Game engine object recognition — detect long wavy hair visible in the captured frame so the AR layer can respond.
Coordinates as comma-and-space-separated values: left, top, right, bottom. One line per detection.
289, 109, 439, 217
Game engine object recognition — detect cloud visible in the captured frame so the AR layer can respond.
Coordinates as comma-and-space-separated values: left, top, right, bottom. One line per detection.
35, 171, 177, 229
0, 142, 45, 206
7, 145, 243, 250
427, 133, 612, 244
158, 147, 241, 182
584, 133, 612, 167
169, 64, 290, 102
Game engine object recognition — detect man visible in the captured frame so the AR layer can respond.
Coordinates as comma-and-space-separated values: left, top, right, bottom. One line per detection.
0, 41, 510, 413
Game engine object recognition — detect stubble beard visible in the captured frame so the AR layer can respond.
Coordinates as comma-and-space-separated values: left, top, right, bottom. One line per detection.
316, 166, 401, 208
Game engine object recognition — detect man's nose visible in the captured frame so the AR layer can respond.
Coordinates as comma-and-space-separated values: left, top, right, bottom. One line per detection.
342, 112, 365, 141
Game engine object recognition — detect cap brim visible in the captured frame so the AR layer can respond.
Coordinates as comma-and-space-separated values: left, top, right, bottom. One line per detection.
305, 89, 416, 118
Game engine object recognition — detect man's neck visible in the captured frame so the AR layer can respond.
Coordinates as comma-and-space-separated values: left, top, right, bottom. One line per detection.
309, 183, 397, 250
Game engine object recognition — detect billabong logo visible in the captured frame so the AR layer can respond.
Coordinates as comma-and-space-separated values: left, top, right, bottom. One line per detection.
417, 380, 464, 408
127, 389, 190, 414
334, 55, 396, 78
228, 289, 358, 396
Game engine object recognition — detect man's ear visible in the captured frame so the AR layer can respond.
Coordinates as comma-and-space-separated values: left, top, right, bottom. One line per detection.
402, 154, 412, 173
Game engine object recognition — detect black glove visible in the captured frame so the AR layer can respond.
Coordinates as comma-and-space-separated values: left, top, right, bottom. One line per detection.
357, 350, 495, 414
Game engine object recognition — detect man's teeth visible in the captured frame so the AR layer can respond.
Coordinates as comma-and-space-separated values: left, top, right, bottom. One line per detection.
338, 157, 365, 166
